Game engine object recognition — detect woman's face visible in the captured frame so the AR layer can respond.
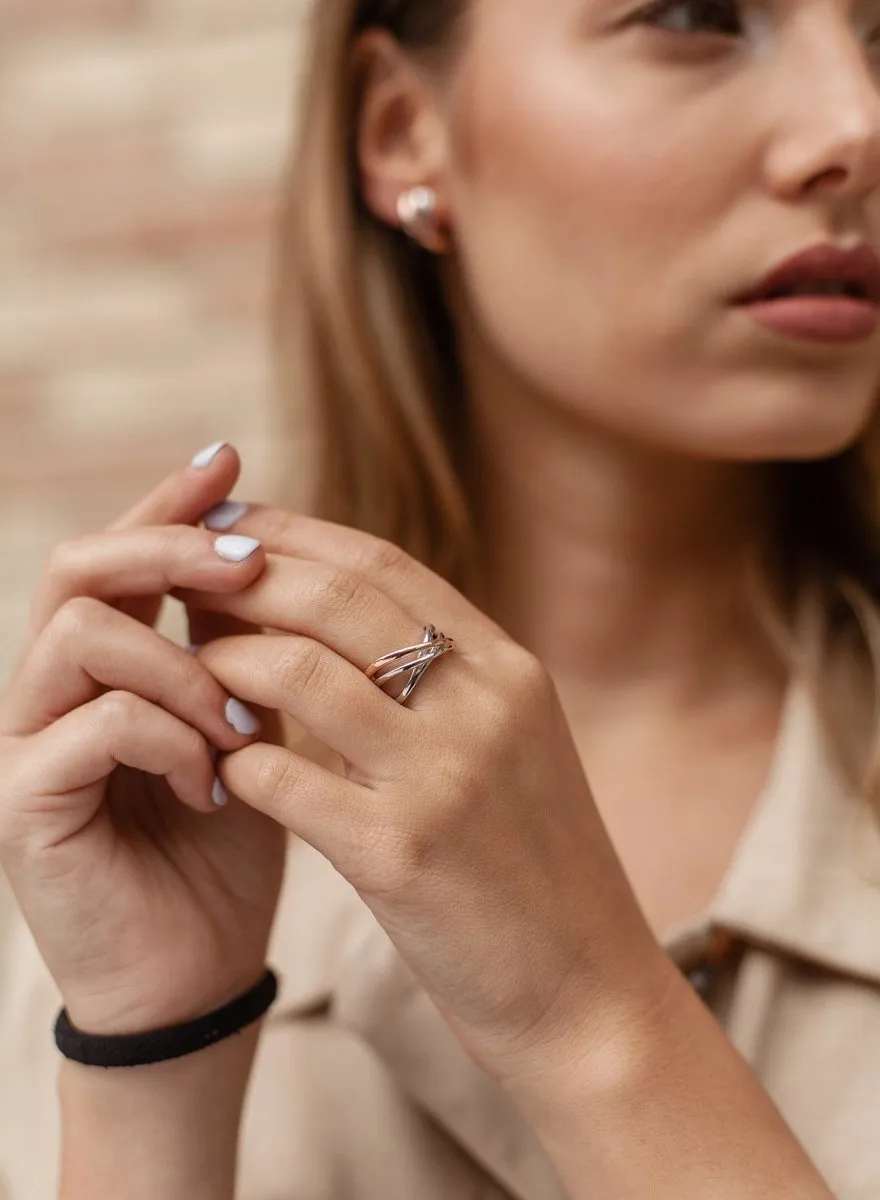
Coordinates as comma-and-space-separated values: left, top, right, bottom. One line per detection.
438, 0, 880, 459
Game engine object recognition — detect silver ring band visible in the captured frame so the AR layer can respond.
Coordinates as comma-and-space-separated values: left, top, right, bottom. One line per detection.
365, 625, 455, 705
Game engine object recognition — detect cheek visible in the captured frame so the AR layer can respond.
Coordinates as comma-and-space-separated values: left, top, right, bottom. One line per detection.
452, 71, 659, 278
439, 29, 880, 459
444, 51, 742, 425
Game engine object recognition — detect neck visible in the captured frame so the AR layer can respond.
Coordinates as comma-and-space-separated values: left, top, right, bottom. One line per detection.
465, 377, 783, 725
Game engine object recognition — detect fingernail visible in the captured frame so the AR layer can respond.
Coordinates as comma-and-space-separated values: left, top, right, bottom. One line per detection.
187, 643, 201, 655
191, 441, 228, 469
212, 777, 229, 807
204, 500, 249, 532
225, 697, 261, 736
214, 535, 261, 563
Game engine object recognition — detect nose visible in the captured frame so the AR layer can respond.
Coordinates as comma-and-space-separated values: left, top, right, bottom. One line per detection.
764, 30, 880, 204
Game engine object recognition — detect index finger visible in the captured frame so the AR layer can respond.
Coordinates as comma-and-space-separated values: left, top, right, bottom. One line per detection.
103, 440, 242, 630
199, 503, 504, 642
109, 441, 241, 532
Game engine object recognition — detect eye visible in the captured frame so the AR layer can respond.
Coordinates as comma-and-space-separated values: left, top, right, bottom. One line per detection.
632, 0, 744, 37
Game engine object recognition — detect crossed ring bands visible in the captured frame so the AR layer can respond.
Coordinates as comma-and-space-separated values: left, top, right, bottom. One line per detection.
365, 625, 455, 705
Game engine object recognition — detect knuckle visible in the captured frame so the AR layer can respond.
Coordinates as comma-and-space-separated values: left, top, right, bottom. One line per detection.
354, 535, 409, 577
45, 537, 88, 585
468, 649, 554, 755
512, 646, 554, 700
309, 567, 366, 621
49, 595, 108, 642
155, 524, 191, 563
254, 750, 299, 805
162, 724, 206, 778
180, 659, 220, 714
488, 642, 553, 708
257, 508, 290, 542
370, 812, 446, 897
95, 689, 142, 729
179, 722, 207, 763
271, 638, 329, 698
164, 665, 213, 731
474, 686, 518, 742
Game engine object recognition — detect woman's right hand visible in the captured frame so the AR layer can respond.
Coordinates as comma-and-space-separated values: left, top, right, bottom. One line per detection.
0, 445, 288, 1037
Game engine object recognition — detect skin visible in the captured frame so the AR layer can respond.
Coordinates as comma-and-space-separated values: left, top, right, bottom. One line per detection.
353, 0, 880, 926
3, 1, 880, 1196
357, 0, 880, 678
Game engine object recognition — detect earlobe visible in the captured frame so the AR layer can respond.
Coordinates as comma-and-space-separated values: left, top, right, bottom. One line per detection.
397, 185, 452, 254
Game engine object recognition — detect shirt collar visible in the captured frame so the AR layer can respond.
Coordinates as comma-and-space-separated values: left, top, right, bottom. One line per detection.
708, 611, 880, 984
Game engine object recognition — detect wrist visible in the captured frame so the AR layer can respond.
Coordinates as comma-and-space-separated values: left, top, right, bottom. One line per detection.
63, 963, 272, 1038
58, 1022, 261, 1200
496, 941, 680, 1123
496, 956, 834, 1200
59, 1017, 259, 1109
56, 967, 278, 1069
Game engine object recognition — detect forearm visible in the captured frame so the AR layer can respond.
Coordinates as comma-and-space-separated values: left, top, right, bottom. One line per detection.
57, 1024, 261, 1200
506, 955, 833, 1200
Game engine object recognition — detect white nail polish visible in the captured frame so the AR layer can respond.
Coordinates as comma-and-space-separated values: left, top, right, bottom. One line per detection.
226, 697, 261, 736
191, 441, 228, 469
212, 777, 229, 807
214, 535, 261, 563
204, 500, 249, 531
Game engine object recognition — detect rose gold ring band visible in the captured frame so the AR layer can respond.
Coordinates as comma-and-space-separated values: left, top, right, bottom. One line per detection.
365, 625, 455, 705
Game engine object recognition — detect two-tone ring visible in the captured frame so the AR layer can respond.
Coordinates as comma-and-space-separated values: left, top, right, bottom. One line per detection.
365, 626, 455, 705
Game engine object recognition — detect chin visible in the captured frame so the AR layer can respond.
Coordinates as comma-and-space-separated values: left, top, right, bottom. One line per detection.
699, 376, 879, 462
727, 419, 868, 463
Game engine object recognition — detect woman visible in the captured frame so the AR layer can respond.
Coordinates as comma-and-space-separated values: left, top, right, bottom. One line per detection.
1, 0, 879, 1195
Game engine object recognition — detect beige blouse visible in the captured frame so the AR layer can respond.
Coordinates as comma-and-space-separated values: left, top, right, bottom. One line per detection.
3, 624, 880, 1199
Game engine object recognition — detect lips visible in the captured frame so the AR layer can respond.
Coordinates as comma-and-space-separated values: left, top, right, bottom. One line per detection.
736, 243, 880, 306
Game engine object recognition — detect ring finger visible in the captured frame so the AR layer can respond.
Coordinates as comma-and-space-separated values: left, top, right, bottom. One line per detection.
196, 633, 414, 775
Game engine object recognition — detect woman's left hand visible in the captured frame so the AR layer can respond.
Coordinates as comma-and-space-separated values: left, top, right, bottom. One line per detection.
176, 506, 671, 1090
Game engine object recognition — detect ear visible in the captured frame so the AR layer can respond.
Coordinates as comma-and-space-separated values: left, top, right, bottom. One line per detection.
351, 29, 451, 232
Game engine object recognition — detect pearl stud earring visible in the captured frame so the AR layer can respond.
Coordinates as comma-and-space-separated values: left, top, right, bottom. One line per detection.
396, 186, 449, 254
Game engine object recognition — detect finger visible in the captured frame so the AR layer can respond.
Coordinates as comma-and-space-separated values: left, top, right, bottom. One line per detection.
197, 634, 406, 774
25, 526, 266, 646
186, 602, 260, 654
184, 470, 260, 647
7, 693, 221, 844
2, 598, 263, 750
109, 442, 240, 532
185, 606, 272, 746
200, 502, 492, 640
218, 741, 376, 875
109, 441, 241, 628
174, 555, 447, 679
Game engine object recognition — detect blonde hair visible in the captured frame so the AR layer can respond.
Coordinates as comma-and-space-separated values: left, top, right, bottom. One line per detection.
272, 0, 880, 795
272, 0, 477, 594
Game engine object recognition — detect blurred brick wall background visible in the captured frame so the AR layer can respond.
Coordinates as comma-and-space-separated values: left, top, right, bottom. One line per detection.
0, 0, 311, 682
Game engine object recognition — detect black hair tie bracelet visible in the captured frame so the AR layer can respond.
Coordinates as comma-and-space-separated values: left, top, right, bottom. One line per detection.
53, 967, 279, 1069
